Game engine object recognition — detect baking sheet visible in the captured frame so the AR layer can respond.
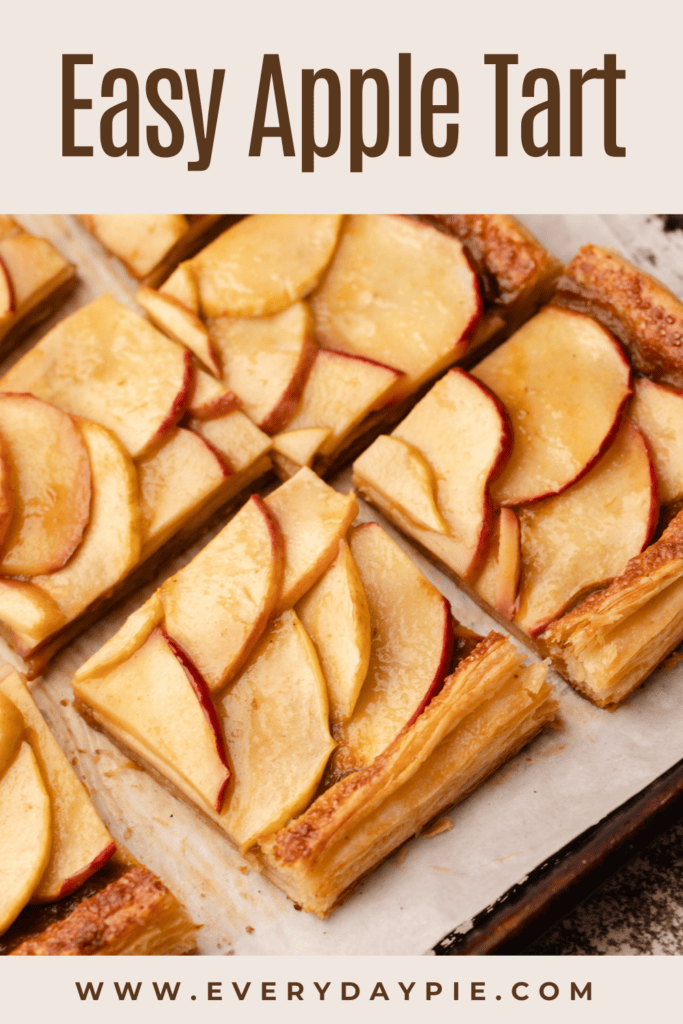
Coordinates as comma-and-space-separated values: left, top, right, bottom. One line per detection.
8, 214, 683, 956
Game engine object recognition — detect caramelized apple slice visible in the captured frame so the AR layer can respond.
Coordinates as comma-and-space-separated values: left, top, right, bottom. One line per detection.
137, 287, 221, 377
272, 427, 332, 471
0, 256, 13, 316
0, 296, 192, 458
75, 594, 164, 684
631, 377, 683, 504
83, 214, 189, 278
192, 215, 343, 317
217, 610, 335, 852
0, 579, 66, 643
208, 301, 317, 433
0, 435, 13, 554
473, 306, 632, 505
1, 673, 115, 902
297, 540, 371, 726
0, 690, 23, 779
33, 420, 142, 623
0, 740, 51, 934
74, 628, 230, 813
160, 263, 199, 312
353, 435, 447, 534
187, 369, 241, 420
328, 523, 453, 781
189, 410, 272, 474
471, 508, 521, 620
0, 233, 66, 310
0, 395, 91, 577
161, 496, 284, 692
283, 348, 403, 458
515, 420, 658, 636
312, 215, 481, 397
264, 467, 359, 613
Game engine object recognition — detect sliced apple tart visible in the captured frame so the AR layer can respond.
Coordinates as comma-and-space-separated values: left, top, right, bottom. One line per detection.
134, 214, 560, 479
0, 216, 76, 356
0, 668, 197, 955
353, 246, 683, 708
0, 295, 273, 676
73, 468, 557, 917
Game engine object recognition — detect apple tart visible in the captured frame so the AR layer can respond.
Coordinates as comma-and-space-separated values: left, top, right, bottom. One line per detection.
353, 245, 683, 708
134, 214, 560, 480
73, 468, 557, 917
0, 295, 273, 677
0, 668, 197, 955
0, 216, 76, 357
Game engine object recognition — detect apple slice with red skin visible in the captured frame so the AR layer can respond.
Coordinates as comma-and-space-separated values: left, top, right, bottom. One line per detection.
471, 508, 521, 620
186, 368, 241, 421
0, 296, 192, 459
161, 495, 284, 692
353, 434, 447, 534
0, 255, 14, 317
515, 419, 659, 637
312, 215, 482, 400
137, 286, 221, 377
1, 672, 116, 903
73, 627, 230, 813
630, 376, 683, 504
0, 434, 14, 554
473, 306, 633, 506
0, 690, 23, 779
208, 301, 318, 434
327, 522, 454, 783
272, 427, 332, 472
0, 394, 91, 577
160, 263, 199, 313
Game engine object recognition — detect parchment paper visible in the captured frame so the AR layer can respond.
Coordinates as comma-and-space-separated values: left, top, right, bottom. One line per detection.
8, 214, 683, 956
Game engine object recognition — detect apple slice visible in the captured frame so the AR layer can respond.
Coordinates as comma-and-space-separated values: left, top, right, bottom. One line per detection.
189, 410, 272, 473
471, 508, 521, 620
353, 434, 447, 534
0, 232, 69, 310
1, 672, 115, 902
0, 295, 192, 459
74, 627, 229, 813
272, 427, 332, 472
0, 255, 14, 317
208, 301, 317, 433
328, 522, 453, 781
217, 609, 335, 852
0, 740, 51, 934
187, 368, 241, 420
0, 579, 66, 643
160, 263, 199, 313
82, 214, 190, 279
33, 420, 142, 623
0, 690, 23, 779
296, 539, 371, 727
283, 348, 403, 458
192, 215, 343, 317
75, 593, 164, 684
0, 395, 91, 577
161, 495, 284, 692
264, 467, 359, 613
515, 420, 658, 636
137, 427, 229, 552
0, 434, 14, 553
312, 215, 481, 398
472, 306, 632, 506
385, 368, 512, 579
630, 377, 683, 504
137, 286, 221, 377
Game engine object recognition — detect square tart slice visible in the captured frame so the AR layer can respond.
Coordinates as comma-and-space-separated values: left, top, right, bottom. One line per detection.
134, 214, 560, 480
0, 216, 76, 357
72, 468, 557, 917
353, 245, 683, 709
0, 669, 197, 955
0, 294, 273, 677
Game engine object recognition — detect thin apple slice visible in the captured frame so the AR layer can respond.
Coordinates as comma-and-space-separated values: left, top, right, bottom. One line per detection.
0, 395, 91, 577
192, 215, 343, 317
137, 427, 229, 552
83, 214, 189, 278
160, 263, 199, 313
0, 233, 68, 309
33, 420, 142, 623
0, 740, 51, 934
161, 495, 284, 692
630, 377, 683, 504
473, 306, 632, 506
296, 539, 371, 727
208, 301, 317, 433
283, 348, 403, 458
0, 434, 14, 554
189, 410, 272, 473
386, 368, 512, 579
74, 627, 229, 813
312, 215, 481, 398
264, 467, 359, 614
0, 579, 66, 643
75, 593, 164, 684
1, 672, 115, 902
0, 690, 23, 779
328, 523, 453, 781
272, 427, 332, 471
187, 369, 241, 420
0, 295, 192, 458
137, 286, 221, 377
515, 420, 658, 636
0, 255, 14, 317
217, 609, 335, 852
353, 435, 447, 534
471, 508, 521, 620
